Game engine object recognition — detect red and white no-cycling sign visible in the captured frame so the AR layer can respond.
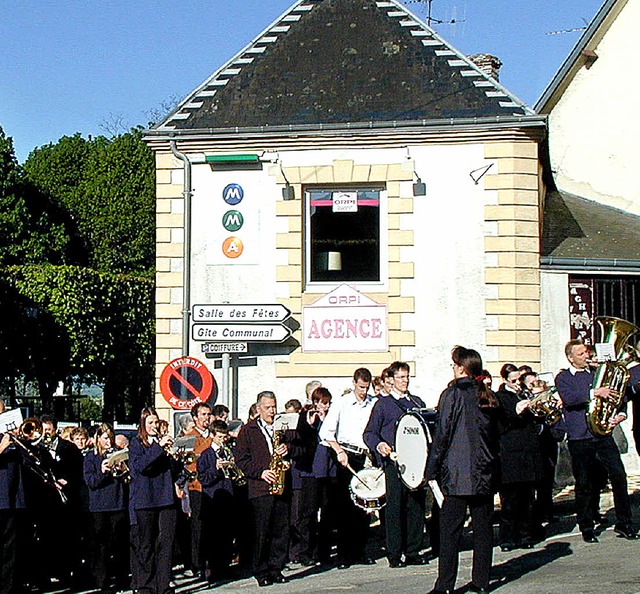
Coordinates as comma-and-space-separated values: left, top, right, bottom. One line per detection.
160, 357, 215, 410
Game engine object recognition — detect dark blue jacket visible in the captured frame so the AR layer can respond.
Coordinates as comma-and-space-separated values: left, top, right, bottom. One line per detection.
129, 436, 176, 510
0, 447, 25, 510
197, 447, 233, 498
364, 393, 425, 467
84, 451, 126, 513
555, 368, 594, 441
426, 378, 499, 497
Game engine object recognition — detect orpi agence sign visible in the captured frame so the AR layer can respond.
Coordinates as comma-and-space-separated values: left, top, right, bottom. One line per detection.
302, 284, 387, 352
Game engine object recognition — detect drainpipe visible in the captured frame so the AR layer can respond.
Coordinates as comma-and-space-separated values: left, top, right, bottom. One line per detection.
169, 141, 192, 357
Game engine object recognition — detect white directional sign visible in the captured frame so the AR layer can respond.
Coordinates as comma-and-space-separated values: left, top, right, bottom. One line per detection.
201, 342, 248, 354
192, 323, 292, 343
192, 304, 291, 323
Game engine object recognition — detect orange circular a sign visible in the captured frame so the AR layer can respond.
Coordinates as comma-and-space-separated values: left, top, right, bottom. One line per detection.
222, 236, 244, 258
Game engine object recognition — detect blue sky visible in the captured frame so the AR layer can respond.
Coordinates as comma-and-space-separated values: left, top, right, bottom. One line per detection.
1, 0, 603, 163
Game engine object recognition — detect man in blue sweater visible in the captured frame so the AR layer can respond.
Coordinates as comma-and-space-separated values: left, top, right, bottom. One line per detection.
555, 339, 636, 543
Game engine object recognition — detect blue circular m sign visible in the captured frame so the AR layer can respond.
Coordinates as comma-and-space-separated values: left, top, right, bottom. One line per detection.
223, 183, 244, 205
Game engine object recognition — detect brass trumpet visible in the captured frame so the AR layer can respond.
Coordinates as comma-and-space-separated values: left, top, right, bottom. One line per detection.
104, 448, 130, 482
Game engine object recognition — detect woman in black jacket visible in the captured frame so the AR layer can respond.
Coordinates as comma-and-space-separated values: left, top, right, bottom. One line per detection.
426, 346, 500, 594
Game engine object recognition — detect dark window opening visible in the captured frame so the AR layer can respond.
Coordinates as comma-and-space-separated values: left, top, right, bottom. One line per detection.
306, 187, 381, 283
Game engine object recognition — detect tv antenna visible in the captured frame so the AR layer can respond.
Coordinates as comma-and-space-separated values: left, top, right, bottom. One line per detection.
405, 0, 466, 30
546, 17, 589, 36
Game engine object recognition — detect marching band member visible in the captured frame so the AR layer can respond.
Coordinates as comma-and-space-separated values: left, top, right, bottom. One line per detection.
197, 420, 235, 583
364, 361, 427, 568
319, 368, 377, 569
0, 428, 25, 594
84, 423, 128, 591
495, 364, 543, 551
555, 339, 636, 543
129, 407, 177, 594
183, 402, 212, 578
426, 346, 500, 594
235, 392, 301, 587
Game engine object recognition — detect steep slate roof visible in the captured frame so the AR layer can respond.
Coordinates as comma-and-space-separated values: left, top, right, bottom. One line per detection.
541, 190, 640, 270
156, 0, 533, 132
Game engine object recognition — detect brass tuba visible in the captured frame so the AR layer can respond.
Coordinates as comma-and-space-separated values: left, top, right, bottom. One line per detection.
587, 316, 640, 436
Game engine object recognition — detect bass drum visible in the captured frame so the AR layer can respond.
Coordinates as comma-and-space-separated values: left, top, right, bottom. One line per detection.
349, 467, 386, 513
394, 409, 437, 490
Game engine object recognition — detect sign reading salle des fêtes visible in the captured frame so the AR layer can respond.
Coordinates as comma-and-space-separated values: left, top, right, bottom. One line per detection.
302, 285, 388, 353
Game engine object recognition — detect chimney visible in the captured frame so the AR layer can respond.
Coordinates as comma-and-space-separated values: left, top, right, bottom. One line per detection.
468, 53, 502, 81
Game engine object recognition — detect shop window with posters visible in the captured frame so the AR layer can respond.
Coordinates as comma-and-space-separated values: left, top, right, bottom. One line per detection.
305, 187, 383, 285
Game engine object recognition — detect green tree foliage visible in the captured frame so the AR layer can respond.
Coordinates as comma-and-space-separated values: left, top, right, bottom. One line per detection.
0, 127, 156, 420
0, 127, 69, 264
24, 129, 155, 275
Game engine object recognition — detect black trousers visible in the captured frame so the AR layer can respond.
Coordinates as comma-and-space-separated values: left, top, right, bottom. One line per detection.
202, 489, 235, 578
335, 452, 370, 563
289, 476, 318, 562
435, 495, 493, 593
499, 482, 535, 545
383, 464, 425, 560
134, 506, 177, 594
188, 490, 204, 571
0, 510, 18, 594
90, 510, 129, 589
250, 494, 290, 579
568, 436, 631, 531
535, 430, 558, 521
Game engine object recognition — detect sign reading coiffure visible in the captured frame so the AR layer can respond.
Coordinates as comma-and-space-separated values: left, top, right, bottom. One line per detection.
302, 285, 387, 352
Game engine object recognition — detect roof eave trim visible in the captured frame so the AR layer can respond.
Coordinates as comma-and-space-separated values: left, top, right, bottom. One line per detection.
144, 115, 547, 141
541, 256, 640, 272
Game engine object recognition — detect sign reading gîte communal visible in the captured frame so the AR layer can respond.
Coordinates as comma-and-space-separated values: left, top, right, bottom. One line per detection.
159, 357, 215, 410
192, 323, 292, 343
302, 284, 388, 352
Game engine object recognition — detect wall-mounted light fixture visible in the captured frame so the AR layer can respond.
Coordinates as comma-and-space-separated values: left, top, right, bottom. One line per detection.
279, 160, 295, 200
406, 147, 426, 196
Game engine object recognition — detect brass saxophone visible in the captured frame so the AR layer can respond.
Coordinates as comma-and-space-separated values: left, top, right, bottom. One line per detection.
587, 316, 640, 436
268, 429, 290, 496
219, 444, 247, 486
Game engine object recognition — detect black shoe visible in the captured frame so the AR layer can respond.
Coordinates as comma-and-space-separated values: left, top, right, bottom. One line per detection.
467, 584, 490, 593
519, 538, 535, 550
336, 559, 351, 570
500, 542, 515, 552
256, 575, 273, 587
405, 554, 428, 565
354, 556, 376, 566
269, 572, 289, 584
582, 531, 599, 543
614, 525, 639, 540
388, 557, 406, 568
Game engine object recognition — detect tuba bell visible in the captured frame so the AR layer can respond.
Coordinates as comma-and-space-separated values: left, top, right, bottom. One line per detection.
587, 316, 640, 436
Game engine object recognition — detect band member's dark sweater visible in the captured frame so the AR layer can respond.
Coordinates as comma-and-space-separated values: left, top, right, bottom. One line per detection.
555, 368, 594, 440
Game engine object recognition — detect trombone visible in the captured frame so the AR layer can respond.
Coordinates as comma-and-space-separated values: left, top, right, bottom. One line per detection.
2, 418, 68, 504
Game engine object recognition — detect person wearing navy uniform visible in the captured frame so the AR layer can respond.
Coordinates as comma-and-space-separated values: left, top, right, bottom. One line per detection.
0, 430, 25, 594
197, 420, 235, 583
555, 339, 635, 543
129, 407, 178, 594
84, 423, 128, 591
364, 361, 427, 568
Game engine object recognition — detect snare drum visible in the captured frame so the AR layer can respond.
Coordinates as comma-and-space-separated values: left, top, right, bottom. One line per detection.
349, 467, 386, 512
394, 408, 437, 490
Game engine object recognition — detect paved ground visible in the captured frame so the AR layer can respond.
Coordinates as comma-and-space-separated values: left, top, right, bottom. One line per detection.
169, 478, 640, 594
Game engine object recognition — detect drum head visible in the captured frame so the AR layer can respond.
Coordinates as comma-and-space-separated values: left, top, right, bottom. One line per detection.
349, 467, 386, 511
394, 412, 430, 490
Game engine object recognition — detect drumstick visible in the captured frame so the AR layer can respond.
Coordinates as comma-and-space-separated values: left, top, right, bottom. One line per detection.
346, 463, 373, 490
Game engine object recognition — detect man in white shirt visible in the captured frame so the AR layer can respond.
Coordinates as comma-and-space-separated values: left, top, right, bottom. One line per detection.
319, 368, 377, 568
